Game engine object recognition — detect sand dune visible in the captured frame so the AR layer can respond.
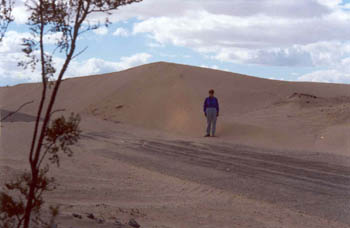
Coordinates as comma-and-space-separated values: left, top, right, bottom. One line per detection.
2, 61, 350, 154
2, 62, 350, 227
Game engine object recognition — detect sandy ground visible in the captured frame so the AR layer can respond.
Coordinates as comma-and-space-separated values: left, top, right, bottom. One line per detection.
1, 62, 350, 227
1, 116, 350, 227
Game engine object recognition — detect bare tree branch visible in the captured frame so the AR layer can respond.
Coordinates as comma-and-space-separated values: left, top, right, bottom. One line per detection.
71, 46, 88, 60
50, 108, 66, 117
0, 0, 14, 42
37, 143, 54, 171
0, 100, 34, 122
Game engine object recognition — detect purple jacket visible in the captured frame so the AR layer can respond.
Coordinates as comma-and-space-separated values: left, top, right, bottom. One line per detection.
203, 97, 219, 114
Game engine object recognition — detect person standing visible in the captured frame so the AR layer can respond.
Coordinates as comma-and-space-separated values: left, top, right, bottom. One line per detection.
203, 89, 219, 137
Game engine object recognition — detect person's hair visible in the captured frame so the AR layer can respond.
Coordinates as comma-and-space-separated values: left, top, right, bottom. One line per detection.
209, 89, 214, 94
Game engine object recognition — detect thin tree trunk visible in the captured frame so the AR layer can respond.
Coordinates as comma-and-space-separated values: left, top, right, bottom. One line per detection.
23, 0, 46, 226
22, 168, 37, 228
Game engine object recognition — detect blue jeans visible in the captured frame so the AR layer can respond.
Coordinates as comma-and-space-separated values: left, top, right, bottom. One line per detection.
206, 108, 217, 135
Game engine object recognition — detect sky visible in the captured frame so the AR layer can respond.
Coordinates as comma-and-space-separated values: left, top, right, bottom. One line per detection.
1, 0, 350, 86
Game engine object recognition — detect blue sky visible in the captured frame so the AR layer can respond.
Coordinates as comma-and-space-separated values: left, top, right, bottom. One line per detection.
1, 0, 350, 86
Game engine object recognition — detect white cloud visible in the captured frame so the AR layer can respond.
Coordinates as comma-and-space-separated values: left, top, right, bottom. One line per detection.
0, 31, 42, 82
200, 64, 229, 72
0, 30, 30, 53
64, 53, 152, 77
128, 1, 350, 71
115, 53, 152, 70
317, 0, 342, 9
93, 27, 108, 36
0, 31, 152, 83
12, 1, 350, 67
0, 52, 152, 83
12, 0, 29, 24
113, 28, 130, 37
8, 0, 350, 83
298, 69, 350, 83
210, 41, 350, 67
200, 65, 219, 70
108, 0, 333, 22
298, 57, 350, 83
